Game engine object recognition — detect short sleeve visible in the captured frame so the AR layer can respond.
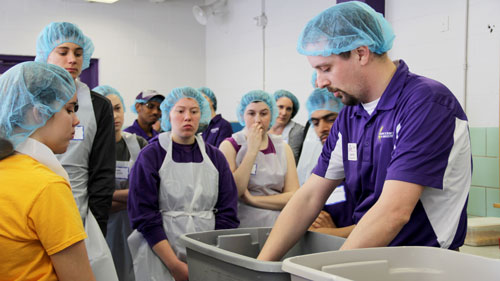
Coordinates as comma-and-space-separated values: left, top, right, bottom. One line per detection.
386, 99, 458, 189
29, 180, 87, 255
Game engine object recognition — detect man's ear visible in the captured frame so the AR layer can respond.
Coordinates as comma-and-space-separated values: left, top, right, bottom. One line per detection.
354, 46, 370, 66
135, 103, 142, 113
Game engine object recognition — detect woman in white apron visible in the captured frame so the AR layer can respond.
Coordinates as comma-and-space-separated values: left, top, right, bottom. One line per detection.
219, 90, 299, 228
35, 22, 118, 280
0, 62, 95, 280
127, 87, 239, 281
94, 85, 149, 281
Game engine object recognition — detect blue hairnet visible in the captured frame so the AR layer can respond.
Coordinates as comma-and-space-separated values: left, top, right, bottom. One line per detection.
297, 1, 395, 56
274, 89, 300, 119
198, 87, 217, 112
236, 90, 278, 127
306, 88, 343, 120
311, 71, 318, 88
35, 22, 95, 71
0, 61, 76, 148
130, 102, 141, 114
93, 85, 126, 112
160, 87, 211, 132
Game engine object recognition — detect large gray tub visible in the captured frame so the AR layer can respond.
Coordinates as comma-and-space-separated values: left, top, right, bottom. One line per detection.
179, 227, 345, 281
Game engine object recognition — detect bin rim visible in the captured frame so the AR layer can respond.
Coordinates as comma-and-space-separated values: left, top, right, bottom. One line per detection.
179, 228, 285, 273
282, 246, 500, 281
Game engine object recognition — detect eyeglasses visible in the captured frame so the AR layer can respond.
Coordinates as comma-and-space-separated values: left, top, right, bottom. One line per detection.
143, 102, 161, 111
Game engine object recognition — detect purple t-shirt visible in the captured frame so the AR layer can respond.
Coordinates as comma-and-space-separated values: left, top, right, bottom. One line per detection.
128, 135, 240, 247
202, 114, 233, 148
313, 60, 471, 249
124, 120, 159, 141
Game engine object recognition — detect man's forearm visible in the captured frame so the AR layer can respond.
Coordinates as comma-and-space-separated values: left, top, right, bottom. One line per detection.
311, 225, 355, 238
257, 175, 340, 261
340, 203, 406, 249
340, 180, 424, 250
257, 187, 319, 261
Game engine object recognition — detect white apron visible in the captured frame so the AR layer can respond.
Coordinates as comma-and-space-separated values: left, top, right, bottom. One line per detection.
296, 125, 323, 185
233, 131, 287, 228
128, 132, 218, 281
56, 80, 118, 281
106, 132, 141, 281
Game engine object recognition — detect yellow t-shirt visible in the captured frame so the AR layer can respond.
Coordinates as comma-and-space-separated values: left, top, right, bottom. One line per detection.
0, 154, 87, 281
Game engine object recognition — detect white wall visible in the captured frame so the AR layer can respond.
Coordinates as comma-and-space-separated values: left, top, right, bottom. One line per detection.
206, 0, 335, 124
386, 0, 467, 105
386, 0, 500, 127
1, 0, 498, 127
206, 0, 500, 127
466, 0, 500, 127
0, 0, 206, 127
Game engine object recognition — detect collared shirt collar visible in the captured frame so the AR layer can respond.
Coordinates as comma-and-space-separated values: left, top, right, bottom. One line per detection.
350, 59, 409, 118
132, 119, 159, 139
211, 114, 222, 124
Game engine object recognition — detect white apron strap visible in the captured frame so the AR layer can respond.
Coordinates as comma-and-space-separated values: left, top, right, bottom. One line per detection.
122, 132, 141, 163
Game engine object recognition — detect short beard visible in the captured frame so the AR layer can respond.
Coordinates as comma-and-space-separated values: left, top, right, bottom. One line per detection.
327, 87, 359, 106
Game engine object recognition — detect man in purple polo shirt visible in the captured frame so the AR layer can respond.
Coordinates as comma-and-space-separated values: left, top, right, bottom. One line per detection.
124, 90, 165, 141
258, 1, 471, 261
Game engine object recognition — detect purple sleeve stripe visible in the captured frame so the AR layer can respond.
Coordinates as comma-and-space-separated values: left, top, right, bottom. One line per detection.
225, 137, 240, 152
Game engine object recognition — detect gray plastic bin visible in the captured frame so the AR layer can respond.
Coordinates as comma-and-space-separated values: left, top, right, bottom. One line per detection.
282, 246, 500, 281
179, 227, 345, 281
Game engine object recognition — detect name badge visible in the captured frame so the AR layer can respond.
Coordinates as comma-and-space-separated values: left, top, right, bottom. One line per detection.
325, 185, 346, 205
115, 166, 129, 180
73, 125, 84, 141
348, 143, 357, 161
251, 164, 257, 175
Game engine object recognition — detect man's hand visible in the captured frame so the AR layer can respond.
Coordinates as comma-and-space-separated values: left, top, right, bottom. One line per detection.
310, 210, 336, 229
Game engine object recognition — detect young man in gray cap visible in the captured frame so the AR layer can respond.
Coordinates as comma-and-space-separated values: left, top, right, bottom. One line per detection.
124, 90, 165, 141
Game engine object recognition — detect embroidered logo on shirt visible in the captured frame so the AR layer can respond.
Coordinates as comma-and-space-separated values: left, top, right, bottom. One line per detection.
378, 126, 393, 141
210, 127, 220, 133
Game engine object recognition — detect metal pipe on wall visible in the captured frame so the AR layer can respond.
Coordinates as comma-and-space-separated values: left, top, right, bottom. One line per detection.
257, 0, 267, 91
253, 0, 267, 91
